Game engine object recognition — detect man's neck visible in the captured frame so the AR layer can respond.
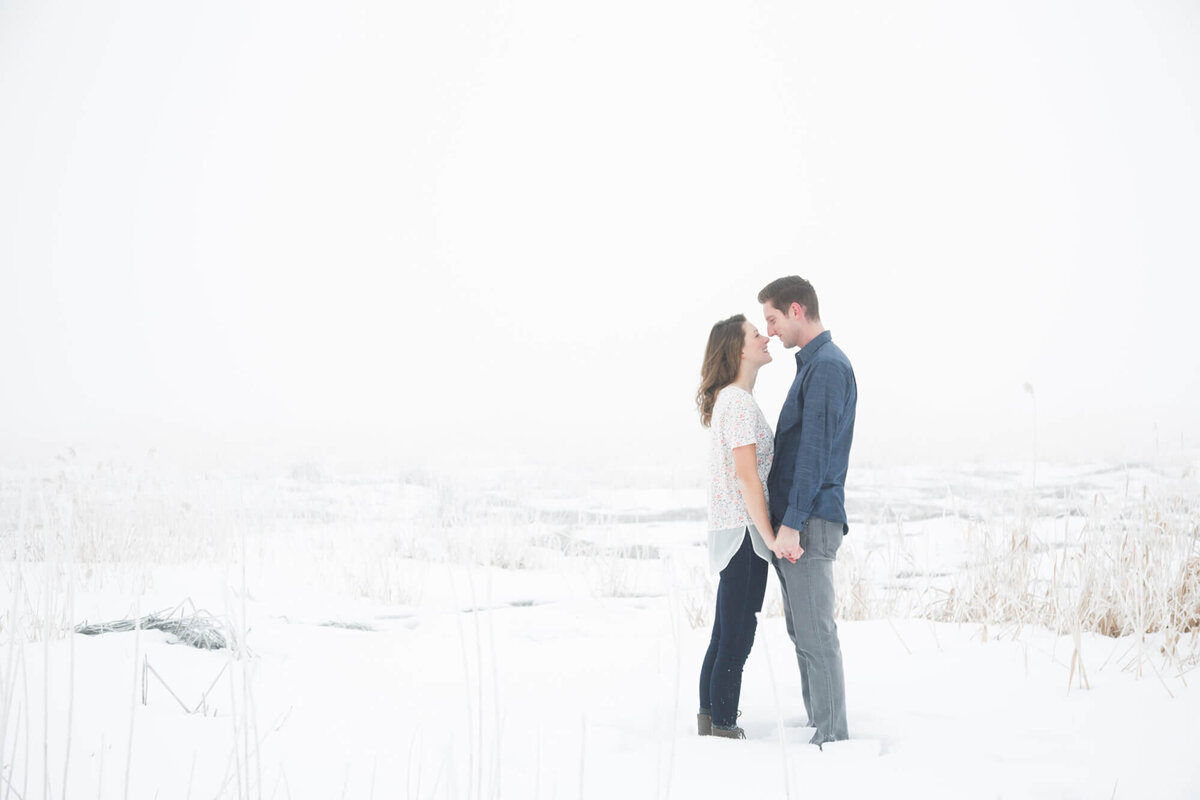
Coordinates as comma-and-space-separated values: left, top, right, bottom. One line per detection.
797, 323, 827, 349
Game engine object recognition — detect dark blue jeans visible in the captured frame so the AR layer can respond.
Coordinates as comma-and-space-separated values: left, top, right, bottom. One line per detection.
699, 531, 768, 729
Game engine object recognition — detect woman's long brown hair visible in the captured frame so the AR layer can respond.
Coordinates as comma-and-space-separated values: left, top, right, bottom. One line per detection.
696, 314, 746, 428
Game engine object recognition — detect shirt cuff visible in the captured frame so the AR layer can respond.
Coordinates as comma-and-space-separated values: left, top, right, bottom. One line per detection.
782, 507, 810, 530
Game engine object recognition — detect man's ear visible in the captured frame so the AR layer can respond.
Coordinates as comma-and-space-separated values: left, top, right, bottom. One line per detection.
789, 302, 805, 320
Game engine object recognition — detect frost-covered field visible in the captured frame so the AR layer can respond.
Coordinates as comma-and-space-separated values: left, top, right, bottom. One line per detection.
2, 452, 1199, 799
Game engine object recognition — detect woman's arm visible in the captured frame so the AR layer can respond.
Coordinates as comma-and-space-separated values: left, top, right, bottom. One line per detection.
732, 444, 779, 550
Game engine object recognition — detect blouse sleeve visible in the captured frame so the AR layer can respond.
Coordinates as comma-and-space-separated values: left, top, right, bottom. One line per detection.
720, 391, 758, 451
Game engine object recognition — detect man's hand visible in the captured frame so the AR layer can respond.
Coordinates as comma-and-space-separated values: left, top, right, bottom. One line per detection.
772, 525, 803, 563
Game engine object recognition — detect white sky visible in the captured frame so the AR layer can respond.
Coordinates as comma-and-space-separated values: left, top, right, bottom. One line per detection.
2, 0, 1198, 472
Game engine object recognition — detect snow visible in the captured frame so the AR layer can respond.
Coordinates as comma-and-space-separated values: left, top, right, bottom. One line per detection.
13, 598, 1200, 798
3, 456, 1199, 798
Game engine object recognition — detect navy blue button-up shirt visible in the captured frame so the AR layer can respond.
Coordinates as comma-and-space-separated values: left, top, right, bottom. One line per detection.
767, 330, 857, 533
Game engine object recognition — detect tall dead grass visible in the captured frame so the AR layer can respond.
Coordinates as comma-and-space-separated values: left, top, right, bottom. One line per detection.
925, 494, 1199, 631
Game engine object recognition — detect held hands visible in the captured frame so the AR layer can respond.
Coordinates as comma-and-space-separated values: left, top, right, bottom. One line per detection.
771, 525, 803, 563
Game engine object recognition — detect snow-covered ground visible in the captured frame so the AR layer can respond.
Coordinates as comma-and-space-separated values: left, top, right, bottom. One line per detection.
2, 453, 1198, 798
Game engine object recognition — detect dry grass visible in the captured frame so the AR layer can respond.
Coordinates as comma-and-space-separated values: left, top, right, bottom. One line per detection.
3, 455, 1199, 673
75, 599, 228, 650
923, 493, 1200, 641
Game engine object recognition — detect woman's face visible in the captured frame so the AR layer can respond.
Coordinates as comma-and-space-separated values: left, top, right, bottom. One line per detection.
741, 321, 772, 367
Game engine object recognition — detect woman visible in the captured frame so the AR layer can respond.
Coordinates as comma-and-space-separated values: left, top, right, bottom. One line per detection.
695, 314, 796, 739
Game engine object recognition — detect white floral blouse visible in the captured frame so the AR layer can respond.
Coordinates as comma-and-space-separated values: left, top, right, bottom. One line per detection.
706, 385, 774, 572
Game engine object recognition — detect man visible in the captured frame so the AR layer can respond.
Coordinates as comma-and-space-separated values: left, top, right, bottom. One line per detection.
759, 275, 856, 746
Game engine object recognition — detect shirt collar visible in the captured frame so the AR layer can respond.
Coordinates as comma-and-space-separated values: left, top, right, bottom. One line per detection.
796, 330, 832, 369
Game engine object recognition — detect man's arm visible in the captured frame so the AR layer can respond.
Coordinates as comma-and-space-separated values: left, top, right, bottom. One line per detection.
781, 360, 849, 531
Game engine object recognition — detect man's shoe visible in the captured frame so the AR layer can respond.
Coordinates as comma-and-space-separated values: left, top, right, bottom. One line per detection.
810, 732, 846, 749
710, 725, 746, 740
697, 711, 712, 736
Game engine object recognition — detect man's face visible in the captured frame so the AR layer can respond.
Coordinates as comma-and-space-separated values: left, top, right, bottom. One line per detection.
762, 301, 805, 348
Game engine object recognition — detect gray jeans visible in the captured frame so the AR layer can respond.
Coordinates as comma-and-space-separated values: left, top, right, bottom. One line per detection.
772, 516, 848, 745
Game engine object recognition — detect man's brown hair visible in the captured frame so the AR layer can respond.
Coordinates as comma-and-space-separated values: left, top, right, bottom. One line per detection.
757, 276, 820, 321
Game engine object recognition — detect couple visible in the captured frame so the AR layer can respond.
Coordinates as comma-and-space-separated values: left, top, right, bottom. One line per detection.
696, 275, 857, 746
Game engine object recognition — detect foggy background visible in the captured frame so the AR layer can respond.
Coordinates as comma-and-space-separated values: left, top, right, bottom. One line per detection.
2, 0, 1198, 476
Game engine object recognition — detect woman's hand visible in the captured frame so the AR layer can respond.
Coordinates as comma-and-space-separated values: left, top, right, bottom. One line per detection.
772, 525, 803, 563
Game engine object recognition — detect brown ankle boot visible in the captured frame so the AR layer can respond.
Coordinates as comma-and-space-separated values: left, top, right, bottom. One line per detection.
697, 711, 712, 736
710, 724, 746, 739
